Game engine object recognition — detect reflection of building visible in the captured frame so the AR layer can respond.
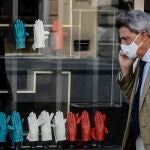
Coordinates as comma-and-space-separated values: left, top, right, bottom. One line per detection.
0, 0, 148, 148
98, 0, 112, 7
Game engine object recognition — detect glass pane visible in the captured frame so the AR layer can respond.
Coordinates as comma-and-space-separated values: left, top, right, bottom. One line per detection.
0, 0, 134, 148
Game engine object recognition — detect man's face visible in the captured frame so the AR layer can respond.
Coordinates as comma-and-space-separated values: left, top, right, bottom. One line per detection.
119, 26, 141, 45
119, 26, 149, 58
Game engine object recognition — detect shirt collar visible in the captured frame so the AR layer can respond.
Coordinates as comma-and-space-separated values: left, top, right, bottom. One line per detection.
141, 48, 150, 62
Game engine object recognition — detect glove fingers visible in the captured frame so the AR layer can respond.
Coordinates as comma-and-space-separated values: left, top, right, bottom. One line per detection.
0, 113, 2, 125
83, 111, 88, 124
49, 113, 54, 121
91, 128, 96, 140
39, 20, 45, 33
20, 20, 24, 33
57, 21, 62, 33
52, 21, 57, 32
70, 112, 75, 124
16, 112, 20, 125
14, 24, 17, 36
60, 112, 64, 123
0, 112, 5, 124
56, 21, 59, 32
11, 113, 16, 127
7, 115, 11, 124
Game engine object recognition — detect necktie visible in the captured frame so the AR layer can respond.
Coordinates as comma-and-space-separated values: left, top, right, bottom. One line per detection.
132, 60, 146, 138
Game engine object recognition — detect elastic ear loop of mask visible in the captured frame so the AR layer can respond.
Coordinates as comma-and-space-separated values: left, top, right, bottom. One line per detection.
133, 32, 143, 49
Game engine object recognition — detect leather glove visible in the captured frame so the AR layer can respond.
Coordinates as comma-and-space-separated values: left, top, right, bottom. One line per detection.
0, 112, 7, 142
14, 19, 29, 50
38, 110, 54, 141
66, 112, 78, 141
32, 19, 49, 49
81, 110, 91, 141
91, 111, 108, 141
26, 112, 39, 142
7, 111, 24, 143
75, 113, 81, 125
53, 111, 66, 142
52, 20, 67, 50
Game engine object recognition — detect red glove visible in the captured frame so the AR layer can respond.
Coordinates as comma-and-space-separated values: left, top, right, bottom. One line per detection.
52, 20, 68, 50
66, 112, 77, 141
91, 127, 96, 140
52, 20, 63, 50
81, 110, 91, 141
75, 113, 81, 125
91, 111, 108, 141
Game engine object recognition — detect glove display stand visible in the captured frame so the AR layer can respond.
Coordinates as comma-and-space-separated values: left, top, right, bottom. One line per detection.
83, 142, 91, 149
68, 141, 75, 149
0, 142, 7, 150
29, 142, 37, 150
97, 141, 104, 149
57, 141, 64, 149
42, 141, 50, 150
14, 142, 21, 150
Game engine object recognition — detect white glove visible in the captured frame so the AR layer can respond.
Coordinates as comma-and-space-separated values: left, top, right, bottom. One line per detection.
32, 19, 49, 50
26, 112, 39, 141
37, 110, 54, 141
53, 111, 66, 142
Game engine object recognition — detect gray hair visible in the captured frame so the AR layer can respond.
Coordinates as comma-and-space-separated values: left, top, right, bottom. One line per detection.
116, 10, 150, 36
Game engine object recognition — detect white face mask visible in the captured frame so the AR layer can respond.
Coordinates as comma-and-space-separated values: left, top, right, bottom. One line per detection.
120, 33, 143, 59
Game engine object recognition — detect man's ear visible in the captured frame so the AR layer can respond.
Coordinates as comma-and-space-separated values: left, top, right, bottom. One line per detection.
141, 31, 149, 41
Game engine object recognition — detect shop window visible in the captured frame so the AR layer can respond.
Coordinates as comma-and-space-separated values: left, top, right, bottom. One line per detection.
0, 0, 131, 148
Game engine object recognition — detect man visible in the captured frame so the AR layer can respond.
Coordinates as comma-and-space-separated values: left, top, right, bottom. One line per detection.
116, 10, 150, 150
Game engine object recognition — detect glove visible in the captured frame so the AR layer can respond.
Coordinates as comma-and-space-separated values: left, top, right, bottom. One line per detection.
26, 112, 39, 142
32, 19, 49, 50
14, 19, 29, 50
75, 113, 82, 125
0, 112, 7, 142
52, 20, 68, 50
37, 110, 54, 141
53, 111, 66, 142
66, 112, 78, 141
7, 111, 24, 143
81, 110, 91, 141
91, 111, 108, 141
